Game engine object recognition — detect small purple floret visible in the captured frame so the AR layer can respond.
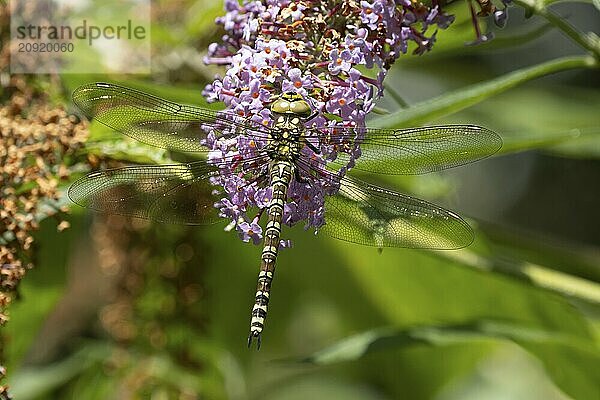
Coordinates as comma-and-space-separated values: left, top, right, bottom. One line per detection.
203, 0, 454, 246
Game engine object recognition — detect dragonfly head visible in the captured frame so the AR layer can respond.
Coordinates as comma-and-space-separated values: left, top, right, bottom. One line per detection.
270, 92, 312, 118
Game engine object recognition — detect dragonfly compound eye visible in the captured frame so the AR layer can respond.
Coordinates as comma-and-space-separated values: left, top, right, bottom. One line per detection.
289, 100, 311, 116
271, 94, 311, 117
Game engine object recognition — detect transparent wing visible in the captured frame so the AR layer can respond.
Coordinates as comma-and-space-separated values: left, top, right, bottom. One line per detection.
313, 124, 502, 175
68, 154, 270, 225
72, 82, 270, 153
69, 161, 219, 224
295, 158, 473, 249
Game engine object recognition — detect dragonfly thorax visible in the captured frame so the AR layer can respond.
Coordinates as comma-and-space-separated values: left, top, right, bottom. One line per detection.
266, 92, 312, 162
267, 114, 305, 162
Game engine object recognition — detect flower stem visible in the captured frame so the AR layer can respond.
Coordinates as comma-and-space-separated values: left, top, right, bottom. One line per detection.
514, 0, 600, 58
373, 55, 598, 128
440, 249, 600, 305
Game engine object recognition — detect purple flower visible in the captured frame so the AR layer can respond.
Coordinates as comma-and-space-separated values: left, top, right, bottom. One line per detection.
254, 187, 273, 208
282, 68, 313, 93
328, 49, 353, 75
203, 0, 455, 246
216, 197, 240, 221
326, 87, 355, 118
360, 1, 382, 29
240, 78, 271, 107
237, 218, 263, 244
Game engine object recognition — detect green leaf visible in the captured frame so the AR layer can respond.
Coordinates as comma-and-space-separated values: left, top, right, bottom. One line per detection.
82, 121, 173, 165
435, 83, 600, 158
301, 321, 594, 364
186, 0, 225, 38
302, 221, 600, 398
262, 375, 386, 400
373, 56, 598, 129
333, 236, 596, 327
498, 129, 584, 154
302, 320, 600, 400
10, 343, 110, 400
441, 248, 600, 305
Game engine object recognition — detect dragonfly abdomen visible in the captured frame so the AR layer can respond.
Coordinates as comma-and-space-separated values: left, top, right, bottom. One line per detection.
248, 160, 293, 348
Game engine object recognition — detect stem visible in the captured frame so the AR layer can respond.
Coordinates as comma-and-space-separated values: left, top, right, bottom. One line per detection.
383, 85, 410, 109
372, 55, 598, 129
539, 7, 600, 57
439, 249, 600, 305
514, 0, 600, 58
467, 0, 483, 39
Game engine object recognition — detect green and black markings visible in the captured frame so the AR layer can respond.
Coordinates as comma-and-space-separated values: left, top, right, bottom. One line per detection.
247, 93, 313, 349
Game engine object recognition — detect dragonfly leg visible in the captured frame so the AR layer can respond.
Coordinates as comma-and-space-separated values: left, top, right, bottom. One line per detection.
304, 112, 319, 122
295, 168, 308, 184
303, 139, 320, 154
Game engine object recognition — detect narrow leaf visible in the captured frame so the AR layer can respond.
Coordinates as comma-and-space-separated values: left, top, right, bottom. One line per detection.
301, 320, 596, 365
301, 321, 600, 400
373, 56, 597, 128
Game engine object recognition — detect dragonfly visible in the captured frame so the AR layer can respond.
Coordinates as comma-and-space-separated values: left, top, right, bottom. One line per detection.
69, 82, 502, 349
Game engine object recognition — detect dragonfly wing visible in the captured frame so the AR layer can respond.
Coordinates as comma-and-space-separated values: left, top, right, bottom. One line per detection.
322, 174, 474, 249
68, 161, 221, 224
315, 124, 502, 175
72, 82, 269, 153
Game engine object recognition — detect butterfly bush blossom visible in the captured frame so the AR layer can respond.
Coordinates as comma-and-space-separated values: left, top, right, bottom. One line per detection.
203, 0, 454, 245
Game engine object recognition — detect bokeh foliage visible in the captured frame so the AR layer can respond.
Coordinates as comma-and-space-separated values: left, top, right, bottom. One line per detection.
2, 0, 599, 399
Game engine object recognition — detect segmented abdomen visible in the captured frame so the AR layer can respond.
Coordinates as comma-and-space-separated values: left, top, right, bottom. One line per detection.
248, 160, 293, 346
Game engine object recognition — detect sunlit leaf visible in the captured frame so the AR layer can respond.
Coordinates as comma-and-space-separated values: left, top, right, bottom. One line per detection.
10, 344, 110, 400
301, 320, 600, 400
373, 56, 597, 129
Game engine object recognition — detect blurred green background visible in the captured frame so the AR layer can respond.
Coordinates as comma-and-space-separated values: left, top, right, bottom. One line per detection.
2, 0, 600, 399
